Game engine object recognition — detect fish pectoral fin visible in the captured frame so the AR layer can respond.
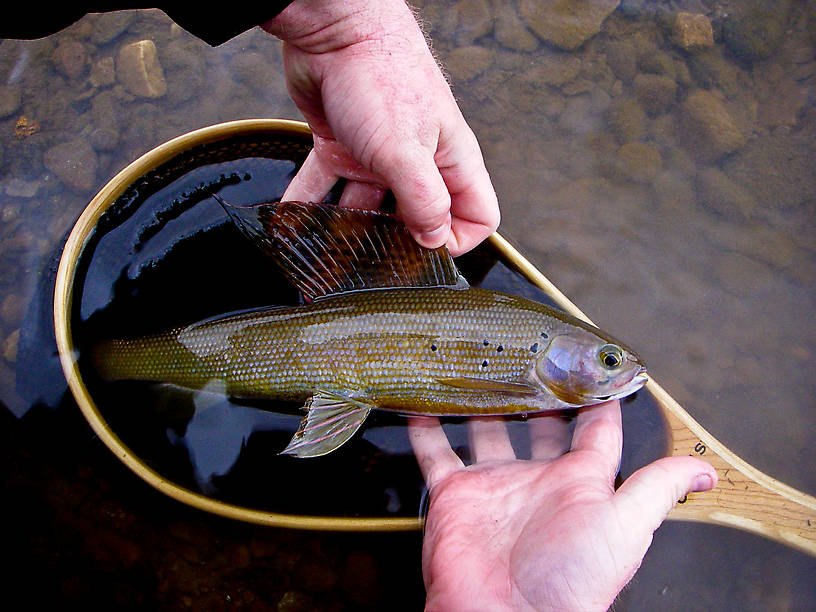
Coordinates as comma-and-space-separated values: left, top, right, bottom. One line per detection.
434, 377, 539, 395
281, 390, 374, 458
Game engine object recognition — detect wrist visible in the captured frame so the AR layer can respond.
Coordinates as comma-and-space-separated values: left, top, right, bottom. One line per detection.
262, 0, 420, 53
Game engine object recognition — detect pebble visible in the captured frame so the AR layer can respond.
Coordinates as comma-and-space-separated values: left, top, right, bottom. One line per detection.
494, 9, 538, 52
1, 293, 25, 327
43, 139, 99, 193
613, 141, 663, 184
696, 167, 758, 218
680, 89, 745, 158
671, 12, 714, 51
4, 178, 41, 198
445, 45, 494, 82
3, 329, 18, 363
0, 85, 22, 118
517, 0, 620, 51
453, 0, 493, 45
722, 0, 792, 61
632, 72, 678, 116
686, 47, 740, 97
117, 40, 167, 98
89, 56, 116, 87
607, 97, 648, 142
53, 40, 89, 79
277, 590, 313, 612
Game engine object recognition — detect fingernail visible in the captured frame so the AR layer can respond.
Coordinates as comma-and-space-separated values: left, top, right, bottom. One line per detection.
417, 225, 449, 248
692, 473, 715, 492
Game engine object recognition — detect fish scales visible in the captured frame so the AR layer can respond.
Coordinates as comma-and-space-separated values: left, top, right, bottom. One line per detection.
95, 286, 575, 416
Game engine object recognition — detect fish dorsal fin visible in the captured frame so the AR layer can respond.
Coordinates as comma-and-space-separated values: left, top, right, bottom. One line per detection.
214, 197, 466, 301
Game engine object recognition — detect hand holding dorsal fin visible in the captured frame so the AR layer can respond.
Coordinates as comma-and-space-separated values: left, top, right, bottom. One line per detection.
214, 197, 467, 301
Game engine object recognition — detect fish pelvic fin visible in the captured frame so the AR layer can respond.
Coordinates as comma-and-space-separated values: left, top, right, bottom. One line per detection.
281, 389, 374, 458
214, 197, 467, 301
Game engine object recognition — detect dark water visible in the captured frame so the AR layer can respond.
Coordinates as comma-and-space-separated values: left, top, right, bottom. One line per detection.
2, 4, 815, 610
68, 130, 665, 519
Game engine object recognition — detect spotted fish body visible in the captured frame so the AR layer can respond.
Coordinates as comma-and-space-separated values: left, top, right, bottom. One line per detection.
94, 201, 647, 457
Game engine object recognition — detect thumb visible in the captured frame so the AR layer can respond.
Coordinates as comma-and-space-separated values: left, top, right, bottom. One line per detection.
378, 146, 452, 250
613, 456, 718, 534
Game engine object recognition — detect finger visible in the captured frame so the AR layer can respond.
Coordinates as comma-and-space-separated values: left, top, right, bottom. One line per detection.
469, 417, 515, 463
338, 180, 387, 211
375, 145, 453, 250
570, 400, 623, 481
282, 148, 337, 203
407, 416, 463, 488
528, 413, 572, 461
613, 456, 718, 535
437, 129, 501, 255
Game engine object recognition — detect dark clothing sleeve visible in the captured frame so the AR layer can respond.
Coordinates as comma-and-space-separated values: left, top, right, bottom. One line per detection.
2, 4, 294, 46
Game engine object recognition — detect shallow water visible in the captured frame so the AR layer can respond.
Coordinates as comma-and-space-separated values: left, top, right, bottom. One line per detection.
1, 4, 815, 610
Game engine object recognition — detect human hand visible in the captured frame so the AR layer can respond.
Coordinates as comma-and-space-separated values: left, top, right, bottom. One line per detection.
408, 401, 718, 611
262, 0, 499, 256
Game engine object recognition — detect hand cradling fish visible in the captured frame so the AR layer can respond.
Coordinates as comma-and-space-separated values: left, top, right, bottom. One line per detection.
92, 199, 647, 458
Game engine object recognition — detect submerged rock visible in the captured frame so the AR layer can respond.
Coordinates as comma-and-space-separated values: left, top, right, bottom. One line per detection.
494, 9, 539, 52
53, 40, 89, 80
0, 85, 22, 118
696, 167, 757, 218
722, 0, 792, 61
43, 139, 99, 193
452, 0, 493, 44
632, 72, 677, 116
680, 89, 744, 159
607, 97, 648, 142
671, 12, 714, 52
613, 141, 662, 184
445, 45, 494, 82
518, 0, 620, 51
117, 40, 167, 98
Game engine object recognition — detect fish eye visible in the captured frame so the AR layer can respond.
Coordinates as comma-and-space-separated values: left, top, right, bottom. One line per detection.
598, 344, 623, 369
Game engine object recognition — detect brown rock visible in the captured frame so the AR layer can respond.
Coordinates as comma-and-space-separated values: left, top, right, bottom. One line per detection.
117, 40, 167, 98
0, 85, 22, 118
494, 9, 538, 52
671, 12, 714, 51
722, 0, 791, 61
517, 0, 620, 51
680, 89, 744, 158
632, 72, 677, 116
453, 0, 493, 44
54, 41, 89, 79
43, 139, 99, 192
607, 97, 647, 142
3, 330, 19, 363
1, 293, 25, 326
525, 52, 582, 87
89, 57, 116, 87
758, 77, 807, 129
445, 45, 494, 82
613, 141, 662, 183
696, 167, 758, 218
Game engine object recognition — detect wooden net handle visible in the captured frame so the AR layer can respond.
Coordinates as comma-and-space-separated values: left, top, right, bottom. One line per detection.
487, 233, 816, 557
650, 379, 816, 556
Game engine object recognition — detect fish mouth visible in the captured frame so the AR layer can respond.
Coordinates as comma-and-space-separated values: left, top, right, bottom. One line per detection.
586, 368, 649, 403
